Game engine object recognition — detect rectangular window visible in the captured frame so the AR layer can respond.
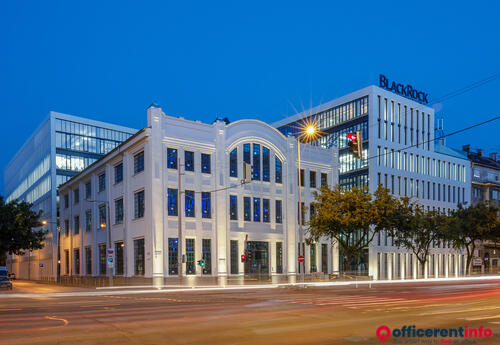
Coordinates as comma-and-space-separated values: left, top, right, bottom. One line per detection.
252, 144, 260, 180
115, 163, 123, 184
74, 188, 79, 204
202, 239, 211, 275
64, 219, 70, 237
230, 240, 239, 274
321, 173, 327, 187
298, 169, 304, 186
99, 204, 106, 228
98, 173, 106, 192
310, 171, 316, 188
243, 143, 251, 164
186, 238, 195, 275
64, 194, 69, 208
310, 244, 317, 273
184, 150, 194, 172
167, 148, 178, 169
262, 146, 270, 182
253, 197, 261, 222
321, 243, 328, 274
115, 198, 124, 224
134, 238, 145, 276
230, 195, 238, 220
185, 190, 195, 217
65, 250, 69, 274
201, 192, 211, 219
263, 199, 270, 223
134, 190, 145, 219
85, 246, 92, 275
275, 200, 283, 224
168, 238, 178, 275
85, 210, 92, 232
168, 188, 178, 216
74, 215, 80, 235
201, 153, 211, 174
229, 148, 238, 177
115, 242, 124, 275
85, 182, 91, 199
275, 156, 282, 184
276, 242, 283, 274
134, 151, 144, 174
74, 248, 80, 275
244, 197, 251, 221
99, 244, 106, 275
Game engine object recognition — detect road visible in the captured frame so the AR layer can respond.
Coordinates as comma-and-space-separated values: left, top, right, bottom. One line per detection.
1, 279, 500, 344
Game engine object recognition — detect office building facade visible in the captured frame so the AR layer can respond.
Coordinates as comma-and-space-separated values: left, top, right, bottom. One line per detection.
274, 83, 471, 279
4, 112, 137, 279
58, 106, 337, 281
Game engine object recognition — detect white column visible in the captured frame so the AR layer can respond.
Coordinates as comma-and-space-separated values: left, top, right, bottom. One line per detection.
387, 253, 393, 280
445, 254, 449, 278
412, 254, 417, 279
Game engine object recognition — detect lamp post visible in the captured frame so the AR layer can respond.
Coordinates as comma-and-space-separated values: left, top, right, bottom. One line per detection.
41, 220, 60, 282
296, 119, 320, 282
88, 200, 113, 287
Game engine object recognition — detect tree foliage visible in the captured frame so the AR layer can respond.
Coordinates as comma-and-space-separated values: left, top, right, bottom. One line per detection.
0, 196, 46, 265
307, 184, 398, 272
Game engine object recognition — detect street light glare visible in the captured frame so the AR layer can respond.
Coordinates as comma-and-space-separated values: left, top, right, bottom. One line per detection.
306, 125, 316, 136
297, 117, 322, 142
100, 223, 106, 228
41, 220, 47, 225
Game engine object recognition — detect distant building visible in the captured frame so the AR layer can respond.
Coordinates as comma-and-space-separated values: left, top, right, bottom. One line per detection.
4, 112, 137, 280
58, 106, 337, 282
462, 145, 500, 272
274, 81, 471, 279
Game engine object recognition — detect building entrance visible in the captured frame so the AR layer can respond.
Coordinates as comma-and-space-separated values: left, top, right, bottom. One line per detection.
244, 241, 269, 276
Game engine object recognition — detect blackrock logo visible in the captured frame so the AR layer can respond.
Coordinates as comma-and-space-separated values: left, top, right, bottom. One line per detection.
379, 74, 429, 104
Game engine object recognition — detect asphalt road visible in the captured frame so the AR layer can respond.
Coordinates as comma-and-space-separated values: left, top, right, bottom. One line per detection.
1, 279, 500, 345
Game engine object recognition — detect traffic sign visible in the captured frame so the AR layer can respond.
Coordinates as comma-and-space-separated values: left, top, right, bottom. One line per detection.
107, 257, 114, 268
39, 263, 44, 268
107, 248, 114, 255
298, 255, 305, 263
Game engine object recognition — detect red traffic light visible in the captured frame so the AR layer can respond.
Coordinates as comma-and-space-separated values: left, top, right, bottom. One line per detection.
347, 132, 357, 142
241, 254, 246, 262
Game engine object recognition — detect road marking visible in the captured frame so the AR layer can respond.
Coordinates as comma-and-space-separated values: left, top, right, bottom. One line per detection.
418, 305, 500, 316
462, 314, 500, 321
80, 303, 120, 308
0, 308, 22, 311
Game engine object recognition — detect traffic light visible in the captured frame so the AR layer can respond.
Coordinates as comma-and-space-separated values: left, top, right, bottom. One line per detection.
241, 254, 246, 263
197, 259, 206, 267
246, 249, 252, 261
347, 130, 363, 160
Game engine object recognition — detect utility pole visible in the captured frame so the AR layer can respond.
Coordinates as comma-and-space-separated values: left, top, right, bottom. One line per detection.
107, 202, 113, 287
177, 157, 183, 280
297, 139, 305, 282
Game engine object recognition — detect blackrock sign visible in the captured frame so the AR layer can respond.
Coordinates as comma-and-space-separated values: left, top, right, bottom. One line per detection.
379, 74, 429, 104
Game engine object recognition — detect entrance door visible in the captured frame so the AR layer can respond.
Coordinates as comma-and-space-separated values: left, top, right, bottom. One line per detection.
244, 241, 269, 276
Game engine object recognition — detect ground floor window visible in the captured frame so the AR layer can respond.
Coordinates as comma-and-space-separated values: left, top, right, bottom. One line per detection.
65, 250, 69, 275
186, 238, 195, 275
310, 244, 317, 273
321, 244, 328, 274
74, 248, 80, 275
99, 244, 106, 275
230, 240, 238, 274
134, 238, 145, 276
85, 247, 92, 275
168, 238, 178, 275
244, 241, 269, 276
276, 242, 283, 274
115, 242, 124, 275
202, 239, 211, 274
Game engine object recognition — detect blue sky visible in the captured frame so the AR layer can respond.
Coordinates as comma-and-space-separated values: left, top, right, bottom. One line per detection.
1, 0, 499, 194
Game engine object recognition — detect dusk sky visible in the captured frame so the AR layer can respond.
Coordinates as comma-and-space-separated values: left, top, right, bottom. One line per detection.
1, 0, 499, 194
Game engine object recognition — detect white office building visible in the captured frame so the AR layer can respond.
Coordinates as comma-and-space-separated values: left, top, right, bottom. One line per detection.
58, 106, 337, 282
274, 79, 471, 279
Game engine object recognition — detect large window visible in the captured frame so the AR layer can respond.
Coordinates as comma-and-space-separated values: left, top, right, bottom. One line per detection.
201, 192, 211, 219
253, 197, 261, 222
244, 197, 251, 221
85, 247, 92, 275
115, 242, 124, 275
230, 240, 238, 274
275, 156, 282, 184
99, 204, 106, 228
321, 173, 328, 187
98, 173, 106, 192
262, 146, 270, 182
252, 144, 260, 180
74, 248, 80, 275
186, 238, 195, 275
230, 195, 238, 220
85, 182, 91, 199
310, 171, 316, 188
85, 210, 92, 232
134, 238, 145, 276
65, 219, 69, 236
229, 148, 238, 177
276, 242, 283, 274
310, 244, 317, 272
168, 238, 178, 275
167, 148, 177, 169
65, 250, 69, 274
74, 216, 80, 235
263, 199, 270, 223
115, 198, 123, 224
243, 144, 251, 164
134, 151, 144, 174
275, 200, 282, 224
201, 153, 211, 174
167, 188, 178, 216
74, 188, 79, 204
134, 190, 145, 219
99, 244, 106, 275
115, 163, 123, 184
185, 190, 195, 217
202, 239, 211, 275
185, 151, 194, 172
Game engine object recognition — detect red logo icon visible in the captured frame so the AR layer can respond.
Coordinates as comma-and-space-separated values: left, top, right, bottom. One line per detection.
376, 325, 391, 343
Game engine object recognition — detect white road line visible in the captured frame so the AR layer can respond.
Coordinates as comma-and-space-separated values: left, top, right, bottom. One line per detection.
419, 306, 500, 316
462, 315, 500, 321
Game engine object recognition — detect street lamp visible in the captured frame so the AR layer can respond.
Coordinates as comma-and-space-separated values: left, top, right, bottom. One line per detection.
296, 118, 322, 282
40, 220, 59, 282
88, 200, 113, 287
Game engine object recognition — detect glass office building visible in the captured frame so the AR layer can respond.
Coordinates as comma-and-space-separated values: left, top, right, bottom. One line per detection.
4, 111, 137, 280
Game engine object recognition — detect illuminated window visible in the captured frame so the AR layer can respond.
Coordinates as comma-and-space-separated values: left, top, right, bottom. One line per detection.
185, 190, 195, 217
168, 188, 178, 216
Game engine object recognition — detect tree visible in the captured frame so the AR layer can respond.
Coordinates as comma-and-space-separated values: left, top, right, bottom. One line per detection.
445, 202, 499, 275
389, 198, 448, 278
307, 184, 398, 274
0, 196, 46, 266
